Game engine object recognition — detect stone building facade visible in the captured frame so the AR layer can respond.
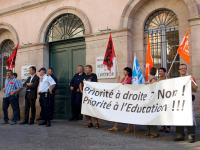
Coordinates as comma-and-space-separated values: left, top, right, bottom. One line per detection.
0, 0, 199, 121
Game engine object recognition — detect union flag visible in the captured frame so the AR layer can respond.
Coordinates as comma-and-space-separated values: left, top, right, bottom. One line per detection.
177, 32, 190, 64
6, 43, 19, 70
145, 36, 153, 81
103, 33, 116, 71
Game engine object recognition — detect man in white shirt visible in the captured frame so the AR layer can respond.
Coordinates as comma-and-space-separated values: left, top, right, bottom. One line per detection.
38, 67, 56, 127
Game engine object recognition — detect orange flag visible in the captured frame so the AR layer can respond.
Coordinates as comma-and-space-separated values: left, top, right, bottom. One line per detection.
177, 32, 190, 64
145, 36, 153, 81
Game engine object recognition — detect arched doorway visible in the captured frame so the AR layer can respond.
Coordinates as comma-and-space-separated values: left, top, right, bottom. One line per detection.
46, 13, 86, 119
0, 39, 15, 89
144, 9, 179, 77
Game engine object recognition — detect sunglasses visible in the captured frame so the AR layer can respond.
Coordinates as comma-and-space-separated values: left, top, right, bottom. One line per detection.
179, 68, 187, 70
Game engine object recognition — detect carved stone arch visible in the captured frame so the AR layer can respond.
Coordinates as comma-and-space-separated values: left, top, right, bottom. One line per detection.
38, 6, 92, 43
0, 22, 19, 44
120, 0, 199, 29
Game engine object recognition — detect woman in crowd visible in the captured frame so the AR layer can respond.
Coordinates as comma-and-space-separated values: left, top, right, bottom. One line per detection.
79, 65, 100, 128
108, 67, 133, 133
158, 67, 170, 133
146, 67, 160, 138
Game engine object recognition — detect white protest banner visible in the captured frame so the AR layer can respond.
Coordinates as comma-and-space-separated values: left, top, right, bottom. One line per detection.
81, 76, 193, 126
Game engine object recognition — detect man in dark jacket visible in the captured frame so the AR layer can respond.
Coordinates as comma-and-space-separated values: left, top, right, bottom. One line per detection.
69, 65, 85, 121
21, 66, 39, 125
47, 67, 57, 120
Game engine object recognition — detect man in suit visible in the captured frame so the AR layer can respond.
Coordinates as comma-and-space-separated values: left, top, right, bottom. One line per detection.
21, 66, 39, 125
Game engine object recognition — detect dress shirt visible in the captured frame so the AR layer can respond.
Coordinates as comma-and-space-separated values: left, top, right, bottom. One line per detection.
38, 74, 56, 93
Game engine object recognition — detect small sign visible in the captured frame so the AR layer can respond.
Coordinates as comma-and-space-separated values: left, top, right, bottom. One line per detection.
96, 56, 116, 79
21, 65, 35, 80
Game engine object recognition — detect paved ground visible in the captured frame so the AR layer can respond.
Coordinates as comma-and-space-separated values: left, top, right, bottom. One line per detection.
0, 120, 199, 150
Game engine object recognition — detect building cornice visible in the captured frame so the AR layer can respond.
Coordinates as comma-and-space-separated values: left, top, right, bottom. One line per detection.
85, 28, 132, 38
188, 17, 200, 26
0, 0, 56, 17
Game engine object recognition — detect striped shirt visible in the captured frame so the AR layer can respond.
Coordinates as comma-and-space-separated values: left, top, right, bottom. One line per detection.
4, 77, 22, 98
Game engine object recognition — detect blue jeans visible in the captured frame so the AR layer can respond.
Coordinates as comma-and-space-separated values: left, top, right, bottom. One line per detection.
3, 95, 18, 122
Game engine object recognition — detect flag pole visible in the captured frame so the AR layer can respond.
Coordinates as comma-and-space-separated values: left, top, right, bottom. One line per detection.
115, 57, 120, 82
168, 30, 191, 77
110, 32, 120, 82
191, 78, 198, 86
167, 52, 178, 77
131, 95, 136, 137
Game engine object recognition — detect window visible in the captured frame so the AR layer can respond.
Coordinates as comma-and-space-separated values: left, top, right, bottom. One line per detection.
0, 39, 15, 88
144, 9, 179, 77
46, 13, 85, 42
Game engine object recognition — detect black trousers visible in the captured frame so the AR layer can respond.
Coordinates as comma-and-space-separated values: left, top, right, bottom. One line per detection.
49, 93, 55, 120
3, 96, 18, 122
39, 93, 51, 122
14, 95, 20, 121
39, 97, 44, 120
176, 126, 196, 137
24, 92, 36, 122
147, 126, 159, 135
71, 91, 82, 119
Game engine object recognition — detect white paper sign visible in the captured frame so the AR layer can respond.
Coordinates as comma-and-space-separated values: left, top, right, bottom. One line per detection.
96, 56, 116, 79
21, 65, 35, 80
81, 76, 193, 126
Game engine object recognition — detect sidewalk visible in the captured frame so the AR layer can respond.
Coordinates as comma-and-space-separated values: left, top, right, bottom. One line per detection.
0, 120, 199, 150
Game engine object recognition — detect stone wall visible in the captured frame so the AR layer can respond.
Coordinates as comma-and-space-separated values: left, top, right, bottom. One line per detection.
85, 30, 133, 83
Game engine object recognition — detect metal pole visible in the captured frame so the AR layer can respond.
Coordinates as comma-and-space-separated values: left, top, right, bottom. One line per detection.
115, 57, 120, 79
167, 52, 178, 77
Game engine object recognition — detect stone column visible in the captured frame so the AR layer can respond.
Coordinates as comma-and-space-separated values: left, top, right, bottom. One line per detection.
189, 17, 200, 123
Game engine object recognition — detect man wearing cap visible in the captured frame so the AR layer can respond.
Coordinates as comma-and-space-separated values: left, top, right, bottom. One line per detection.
38, 67, 56, 127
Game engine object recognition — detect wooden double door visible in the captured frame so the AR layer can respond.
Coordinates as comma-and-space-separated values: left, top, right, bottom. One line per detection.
49, 37, 86, 119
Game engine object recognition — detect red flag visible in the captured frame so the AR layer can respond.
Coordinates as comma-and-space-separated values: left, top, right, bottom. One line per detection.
145, 36, 153, 81
177, 32, 190, 64
6, 43, 19, 70
103, 33, 116, 71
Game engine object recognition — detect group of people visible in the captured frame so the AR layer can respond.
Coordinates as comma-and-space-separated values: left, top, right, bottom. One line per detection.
2, 66, 57, 127
69, 64, 198, 143
1, 63, 198, 143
